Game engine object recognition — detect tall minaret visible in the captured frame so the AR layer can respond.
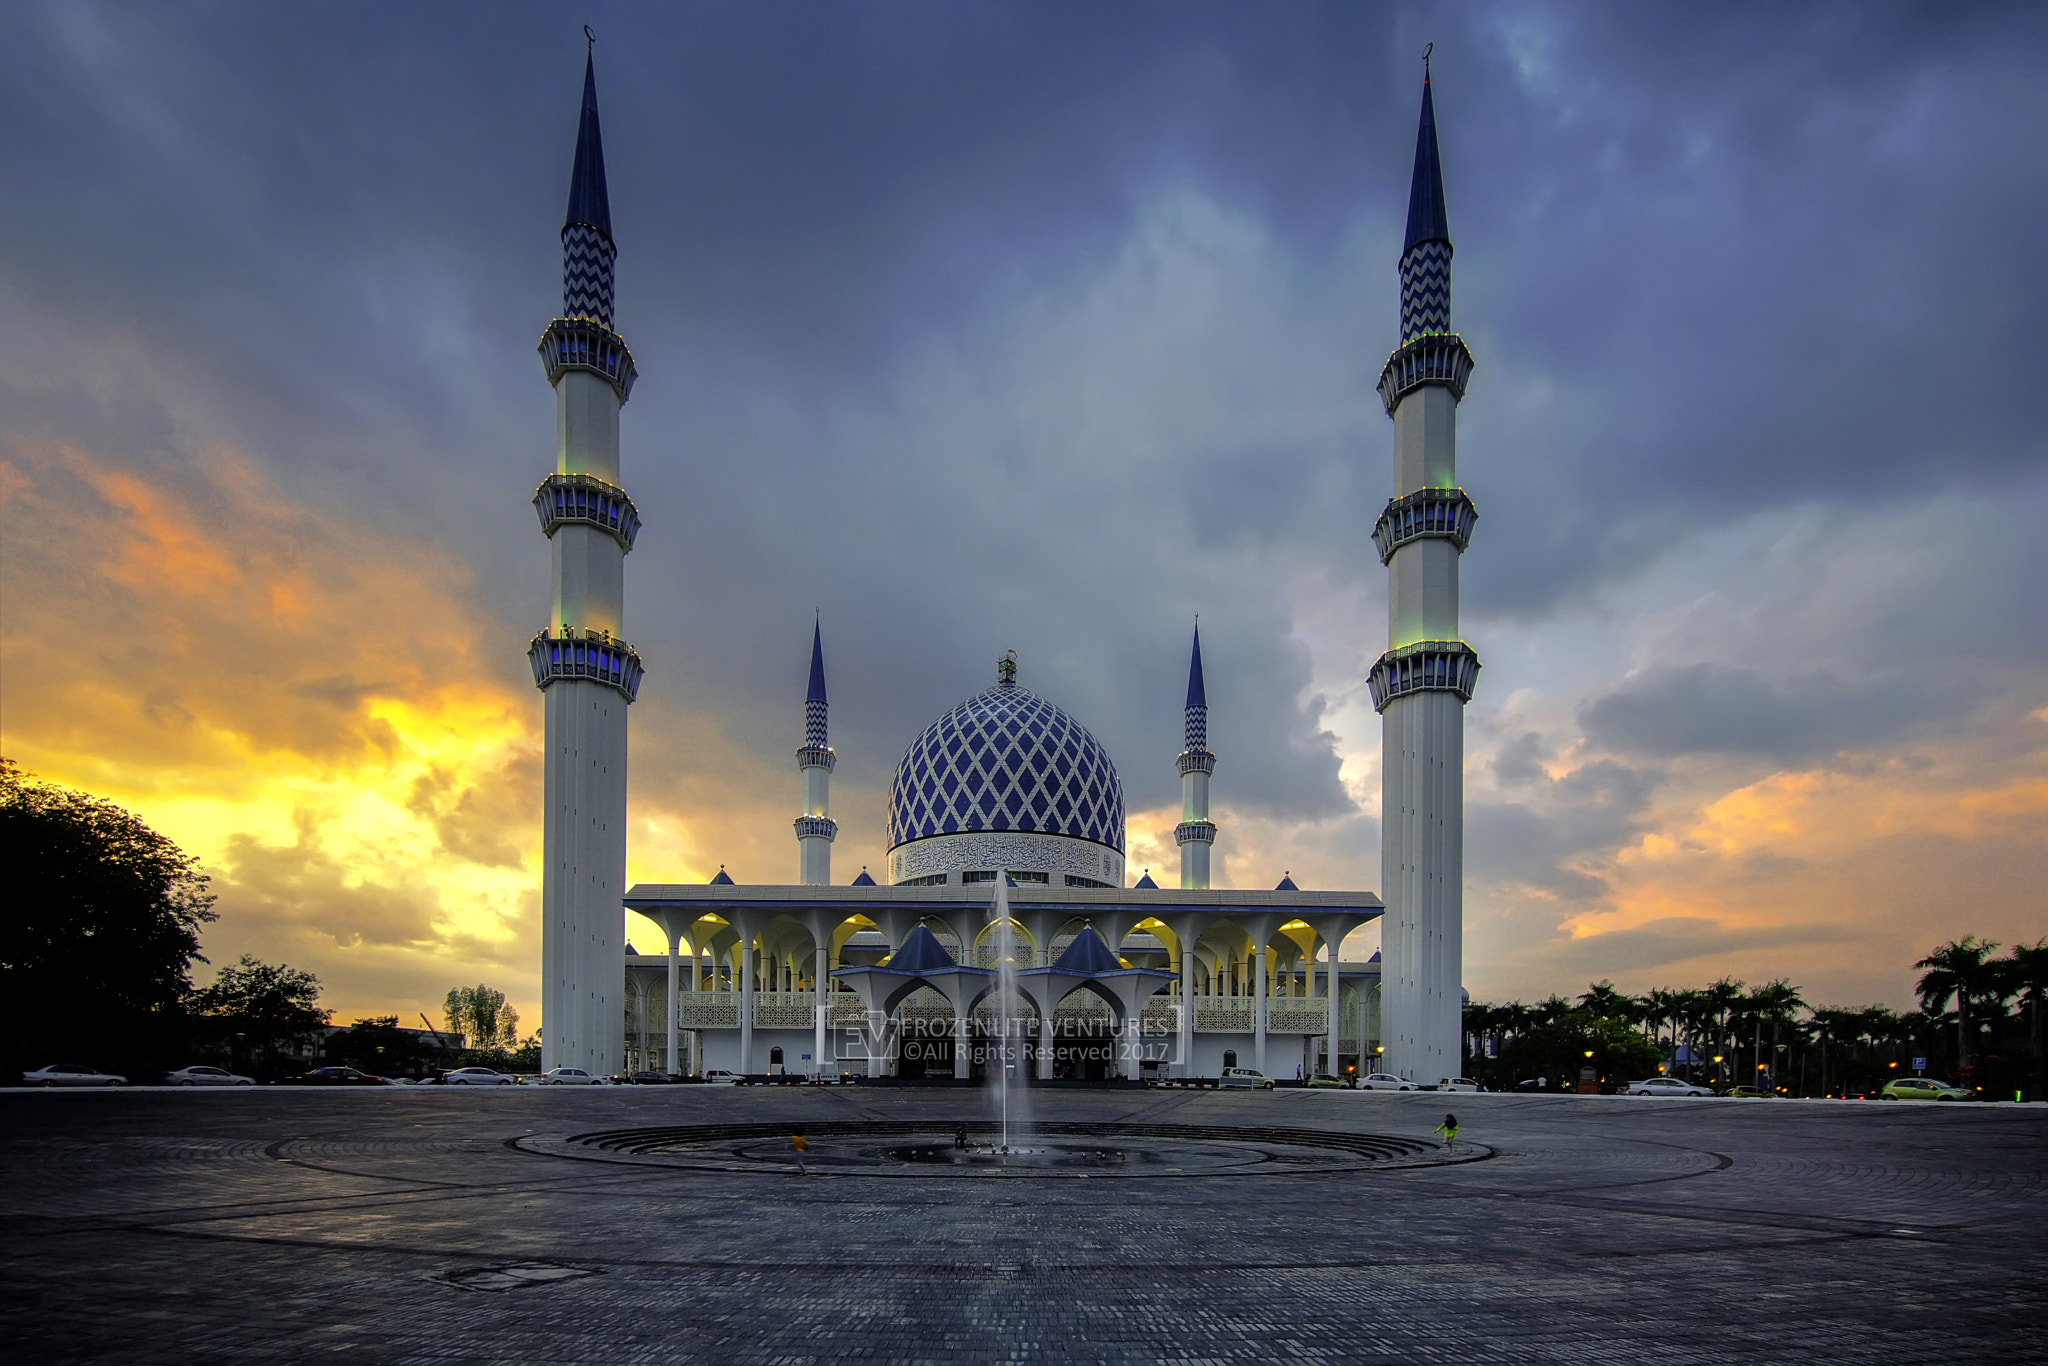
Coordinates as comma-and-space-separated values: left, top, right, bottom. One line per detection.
794, 619, 837, 884
529, 44, 641, 1076
1371, 57, 1480, 1086
1174, 624, 1216, 889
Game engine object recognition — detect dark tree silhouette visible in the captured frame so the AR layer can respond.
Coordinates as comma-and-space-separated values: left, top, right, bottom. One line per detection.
0, 760, 216, 1075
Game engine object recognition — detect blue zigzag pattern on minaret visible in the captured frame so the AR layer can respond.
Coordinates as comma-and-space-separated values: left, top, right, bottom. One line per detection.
804, 620, 829, 747
563, 224, 617, 328
1183, 626, 1209, 752
1399, 239, 1451, 340
561, 52, 617, 329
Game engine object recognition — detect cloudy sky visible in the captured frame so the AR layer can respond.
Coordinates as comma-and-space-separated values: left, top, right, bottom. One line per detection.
4, 1, 2043, 1029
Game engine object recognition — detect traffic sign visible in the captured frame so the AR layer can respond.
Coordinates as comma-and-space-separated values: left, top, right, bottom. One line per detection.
1912, 1057, 1926, 1071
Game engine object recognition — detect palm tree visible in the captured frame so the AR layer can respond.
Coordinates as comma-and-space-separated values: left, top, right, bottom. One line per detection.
1751, 979, 1806, 1092
1809, 1007, 1862, 1095
1578, 980, 1635, 1019
1701, 978, 1744, 1086
1916, 936, 1999, 1071
1998, 940, 2047, 1100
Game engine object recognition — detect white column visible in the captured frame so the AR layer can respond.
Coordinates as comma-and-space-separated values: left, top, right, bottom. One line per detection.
739, 935, 755, 1075
1254, 943, 1269, 1073
1179, 940, 1195, 1080
665, 929, 681, 1075
814, 945, 829, 1080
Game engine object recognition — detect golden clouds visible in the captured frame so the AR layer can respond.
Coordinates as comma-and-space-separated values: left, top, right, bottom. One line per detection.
0, 434, 544, 1023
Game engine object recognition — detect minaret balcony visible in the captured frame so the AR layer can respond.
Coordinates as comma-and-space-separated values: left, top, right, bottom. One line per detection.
1367, 640, 1481, 712
1176, 749, 1216, 777
794, 815, 838, 841
1376, 332, 1474, 415
539, 318, 638, 402
1174, 820, 1217, 846
528, 627, 644, 703
534, 473, 641, 552
1372, 487, 1477, 565
796, 743, 838, 772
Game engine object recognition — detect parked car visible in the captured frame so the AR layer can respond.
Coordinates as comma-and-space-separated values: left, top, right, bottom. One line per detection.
1219, 1067, 1275, 1089
293, 1066, 387, 1086
1628, 1078, 1712, 1097
702, 1070, 744, 1086
22, 1063, 126, 1087
164, 1065, 254, 1087
537, 1067, 605, 1085
1438, 1078, 1485, 1093
443, 1067, 518, 1086
1880, 1077, 1975, 1101
1304, 1074, 1353, 1089
1720, 1085, 1774, 1098
1358, 1073, 1425, 1091
623, 1071, 674, 1085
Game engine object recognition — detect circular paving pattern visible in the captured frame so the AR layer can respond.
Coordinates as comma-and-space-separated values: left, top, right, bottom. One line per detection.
517, 1119, 1490, 1177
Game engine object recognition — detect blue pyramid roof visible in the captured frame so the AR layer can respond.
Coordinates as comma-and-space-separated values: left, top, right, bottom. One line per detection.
1052, 927, 1122, 974
888, 925, 957, 974
1367, 949, 1382, 964
1402, 74, 1449, 255
850, 868, 876, 887
709, 867, 734, 886
1185, 625, 1207, 710
565, 54, 613, 239
1133, 871, 1159, 890
1274, 872, 1299, 891
806, 619, 828, 705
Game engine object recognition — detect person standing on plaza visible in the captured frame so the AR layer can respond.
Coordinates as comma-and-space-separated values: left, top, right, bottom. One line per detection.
789, 1127, 810, 1176
1434, 1113, 1458, 1153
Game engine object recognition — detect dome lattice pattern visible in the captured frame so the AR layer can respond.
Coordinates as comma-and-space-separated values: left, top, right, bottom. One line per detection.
887, 684, 1125, 852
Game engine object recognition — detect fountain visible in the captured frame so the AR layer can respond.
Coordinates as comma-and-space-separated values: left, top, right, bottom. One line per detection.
982, 871, 1036, 1159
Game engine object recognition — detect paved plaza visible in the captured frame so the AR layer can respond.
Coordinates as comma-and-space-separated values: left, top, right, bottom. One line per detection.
3, 1086, 2043, 1364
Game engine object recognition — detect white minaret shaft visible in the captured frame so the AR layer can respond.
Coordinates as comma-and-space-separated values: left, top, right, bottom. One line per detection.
1374, 65, 1479, 1086
1174, 625, 1215, 890
795, 619, 837, 884
532, 50, 642, 1077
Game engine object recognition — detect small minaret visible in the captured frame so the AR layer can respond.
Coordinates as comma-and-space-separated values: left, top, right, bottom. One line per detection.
1371, 55, 1480, 1085
1174, 624, 1216, 889
794, 619, 837, 885
530, 42, 642, 1077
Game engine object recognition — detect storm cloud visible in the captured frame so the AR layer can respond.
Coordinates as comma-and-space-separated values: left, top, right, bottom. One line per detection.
4, 1, 2044, 1020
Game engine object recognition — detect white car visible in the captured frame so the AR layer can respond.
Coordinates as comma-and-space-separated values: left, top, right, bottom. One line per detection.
701, 1070, 743, 1086
165, 1065, 253, 1087
1628, 1078, 1712, 1097
1437, 1078, 1484, 1093
1358, 1073, 1425, 1091
537, 1067, 605, 1085
22, 1063, 126, 1087
1218, 1067, 1274, 1089
443, 1067, 518, 1086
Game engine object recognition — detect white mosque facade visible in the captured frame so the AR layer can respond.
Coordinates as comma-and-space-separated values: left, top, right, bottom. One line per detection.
532, 51, 1475, 1085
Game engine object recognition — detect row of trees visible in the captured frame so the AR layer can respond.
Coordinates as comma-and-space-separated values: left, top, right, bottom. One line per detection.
1465, 937, 2047, 1100
2, 761, 533, 1080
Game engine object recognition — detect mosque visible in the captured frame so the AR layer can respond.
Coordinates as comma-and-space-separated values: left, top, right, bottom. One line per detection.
530, 46, 1477, 1085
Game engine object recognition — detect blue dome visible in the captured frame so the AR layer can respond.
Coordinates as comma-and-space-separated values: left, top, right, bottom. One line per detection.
887, 682, 1125, 852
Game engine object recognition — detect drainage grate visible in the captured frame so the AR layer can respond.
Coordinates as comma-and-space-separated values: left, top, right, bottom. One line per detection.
433, 1260, 602, 1293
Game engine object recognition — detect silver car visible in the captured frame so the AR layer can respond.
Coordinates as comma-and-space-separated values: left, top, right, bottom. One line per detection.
1218, 1067, 1274, 1089
165, 1065, 254, 1087
537, 1067, 605, 1085
1628, 1078, 1712, 1097
22, 1064, 127, 1087
443, 1067, 519, 1086
1357, 1073, 1425, 1091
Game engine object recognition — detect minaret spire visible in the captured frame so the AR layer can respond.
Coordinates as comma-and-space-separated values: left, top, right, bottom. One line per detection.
1372, 58, 1479, 1088
1174, 622, 1216, 890
562, 46, 618, 330
531, 42, 641, 1078
795, 618, 838, 885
